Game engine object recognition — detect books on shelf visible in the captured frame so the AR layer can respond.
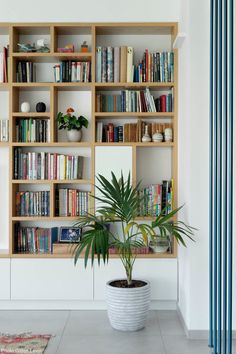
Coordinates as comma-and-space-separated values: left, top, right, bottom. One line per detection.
155, 93, 173, 112
0, 119, 9, 142
56, 189, 90, 216
96, 88, 157, 113
14, 224, 58, 253
54, 61, 91, 82
96, 46, 174, 83
16, 118, 50, 143
16, 191, 50, 216
0, 46, 9, 83
96, 121, 173, 143
138, 180, 174, 217
14, 148, 84, 180
16, 61, 36, 82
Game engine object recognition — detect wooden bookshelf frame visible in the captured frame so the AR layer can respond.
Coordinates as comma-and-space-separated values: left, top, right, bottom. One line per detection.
0, 22, 178, 259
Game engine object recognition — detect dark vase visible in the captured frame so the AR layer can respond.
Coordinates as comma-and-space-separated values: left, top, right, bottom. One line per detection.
36, 102, 46, 112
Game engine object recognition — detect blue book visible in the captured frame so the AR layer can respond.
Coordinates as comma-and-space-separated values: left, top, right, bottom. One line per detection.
106, 46, 114, 82
114, 127, 119, 142
96, 46, 102, 82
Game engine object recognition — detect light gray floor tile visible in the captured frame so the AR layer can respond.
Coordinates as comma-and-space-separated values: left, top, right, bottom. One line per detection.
157, 311, 185, 336
63, 310, 161, 337
162, 335, 210, 354
57, 334, 165, 354
0, 310, 69, 335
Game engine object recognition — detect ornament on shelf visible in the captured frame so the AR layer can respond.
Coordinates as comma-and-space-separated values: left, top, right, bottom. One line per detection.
21, 102, 30, 113
17, 43, 36, 53
81, 41, 88, 53
164, 128, 173, 142
142, 125, 151, 143
36, 39, 50, 53
152, 130, 163, 143
57, 44, 74, 53
36, 102, 46, 113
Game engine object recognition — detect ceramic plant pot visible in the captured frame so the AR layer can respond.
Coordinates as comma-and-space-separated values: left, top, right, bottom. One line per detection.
67, 129, 82, 142
106, 279, 151, 331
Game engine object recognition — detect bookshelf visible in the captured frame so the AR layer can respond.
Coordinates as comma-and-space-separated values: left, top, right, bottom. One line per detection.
0, 22, 178, 259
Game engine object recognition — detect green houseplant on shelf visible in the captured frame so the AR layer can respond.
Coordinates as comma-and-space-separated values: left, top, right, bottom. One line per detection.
73, 172, 195, 331
57, 107, 89, 142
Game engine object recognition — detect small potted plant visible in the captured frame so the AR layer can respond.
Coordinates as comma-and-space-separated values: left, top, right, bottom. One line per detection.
74, 172, 195, 331
57, 107, 89, 142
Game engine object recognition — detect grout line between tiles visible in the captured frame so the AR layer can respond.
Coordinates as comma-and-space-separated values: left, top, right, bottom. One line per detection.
54, 310, 71, 354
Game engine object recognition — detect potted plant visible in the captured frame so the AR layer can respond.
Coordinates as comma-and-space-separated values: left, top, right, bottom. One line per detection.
74, 172, 195, 331
57, 107, 88, 142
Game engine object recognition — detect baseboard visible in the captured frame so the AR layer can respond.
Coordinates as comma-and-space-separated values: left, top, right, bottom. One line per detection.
177, 304, 236, 340
0, 300, 176, 311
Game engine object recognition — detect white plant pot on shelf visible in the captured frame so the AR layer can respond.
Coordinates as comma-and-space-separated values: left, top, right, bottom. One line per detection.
67, 129, 82, 142
106, 279, 151, 331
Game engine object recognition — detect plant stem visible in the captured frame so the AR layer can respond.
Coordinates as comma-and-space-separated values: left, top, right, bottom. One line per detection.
125, 261, 133, 286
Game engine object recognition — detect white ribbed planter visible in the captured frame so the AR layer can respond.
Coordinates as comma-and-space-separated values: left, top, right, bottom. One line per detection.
106, 279, 151, 331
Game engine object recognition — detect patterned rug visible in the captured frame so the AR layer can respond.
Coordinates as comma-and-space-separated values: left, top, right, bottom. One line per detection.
0, 333, 52, 353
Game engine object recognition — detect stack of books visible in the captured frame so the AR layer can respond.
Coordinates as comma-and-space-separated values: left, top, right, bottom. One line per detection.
16, 191, 50, 216
14, 224, 58, 253
0, 119, 9, 142
155, 93, 173, 112
16, 118, 50, 143
95, 46, 174, 83
14, 148, 83, 180
0, 46, 9, 83
138, 180, 174, 217
54, 61, 91, 82
96, 121, 173, 143
96, 88, 157, 112
16, 61, 36, 82
56, 189, 90, 216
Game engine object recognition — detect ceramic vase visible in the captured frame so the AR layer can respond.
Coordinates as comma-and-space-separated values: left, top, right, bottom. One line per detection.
152, 130, 163, 142
67, 129, 82, 142
21, 102, 30, 113
142, 125, 151, 142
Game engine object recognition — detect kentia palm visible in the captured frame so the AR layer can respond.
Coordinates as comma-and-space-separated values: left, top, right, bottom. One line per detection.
73, 172, 195, 331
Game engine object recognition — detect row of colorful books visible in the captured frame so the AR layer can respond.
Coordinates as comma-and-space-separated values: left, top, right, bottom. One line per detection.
138, 180, 174, 217
14, 148, 84, 180
53, 61, 91, 82
15, 119, 50, 143
95, 46, 174, 83
16, 61, 36, 82
14, 224, 58, 253
0, 46, 9, 83
0, 119, 9, 142
155, 94, 173, 112
16, 191, 50, 216
133, 50, 174, 83
96, 121, 173, 143
56, 189, 90, 217
96, 88, 157, 113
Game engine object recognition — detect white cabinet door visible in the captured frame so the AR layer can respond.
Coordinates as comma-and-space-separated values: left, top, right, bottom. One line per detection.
11, 259, 93, 300
94, 259, 177, 301
0, 259, 10, 300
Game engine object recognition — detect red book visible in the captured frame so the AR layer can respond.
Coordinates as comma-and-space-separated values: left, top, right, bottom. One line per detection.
140, 91, 147, 112
145, 49, 149, 82
160, 95, 166, 112
108, 123, 114, 142
53, 153, 57, 179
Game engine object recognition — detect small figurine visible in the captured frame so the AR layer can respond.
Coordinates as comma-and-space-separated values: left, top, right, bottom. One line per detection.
21, 102, 30, 113
36, 39, 50, 53
152, 130, 163, 142
17, 43, 36, 53
81, 41, 88, 53
36, 102, 46, 112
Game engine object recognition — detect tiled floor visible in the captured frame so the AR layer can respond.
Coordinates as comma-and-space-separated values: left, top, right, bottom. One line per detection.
0, 310, 235, 354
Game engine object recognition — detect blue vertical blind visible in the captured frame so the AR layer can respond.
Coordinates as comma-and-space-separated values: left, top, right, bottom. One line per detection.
209, 0, 234, 353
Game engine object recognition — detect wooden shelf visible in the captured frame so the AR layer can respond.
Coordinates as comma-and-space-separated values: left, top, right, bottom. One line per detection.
95, 82, 175, 90
12, 142, 91, 147
12, 179, 91, 184
0, 83, 10, 91
95, 112, 174, 118
95, 142, 174, 147
0, 142, 9, 147
12, 216, 81, 221
12, 112, 50, 117
12, 82, 92, 90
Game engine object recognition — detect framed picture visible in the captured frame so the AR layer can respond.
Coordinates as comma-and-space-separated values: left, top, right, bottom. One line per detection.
59, 227, 82, 243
